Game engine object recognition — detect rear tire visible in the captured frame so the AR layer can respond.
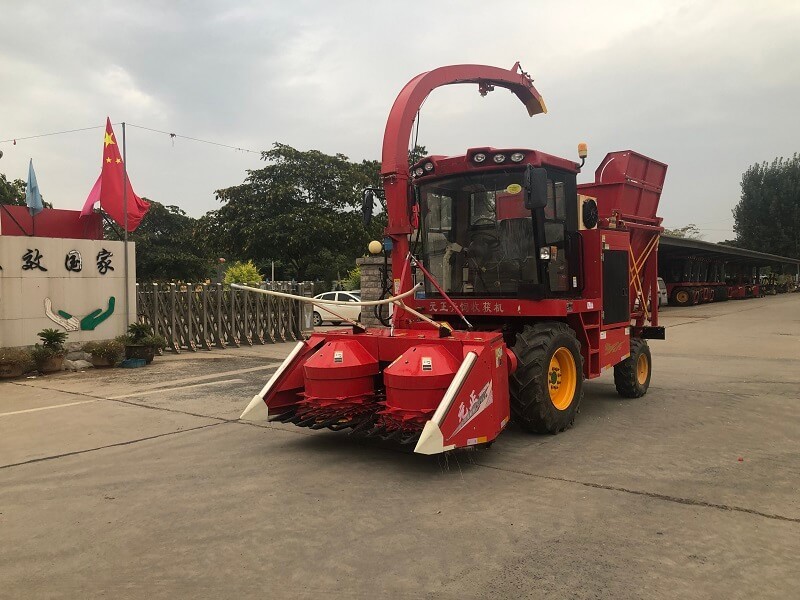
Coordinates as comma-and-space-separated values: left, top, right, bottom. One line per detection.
510, 322, 584, 434
671, 288, 691, 306
614, 338, 651, 398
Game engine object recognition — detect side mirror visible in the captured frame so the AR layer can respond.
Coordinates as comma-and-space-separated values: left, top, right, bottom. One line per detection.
524, 166, 548, 210
362, 189, 374, 226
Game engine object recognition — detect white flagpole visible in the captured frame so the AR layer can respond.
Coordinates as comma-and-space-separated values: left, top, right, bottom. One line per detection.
122, 122, 130, 330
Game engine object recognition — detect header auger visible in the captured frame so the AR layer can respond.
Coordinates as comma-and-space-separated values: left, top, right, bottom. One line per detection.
241, 63, 666, 454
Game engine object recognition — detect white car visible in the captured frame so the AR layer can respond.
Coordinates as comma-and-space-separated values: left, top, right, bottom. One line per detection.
657, 277, 668, 307
312, 291, 361, 326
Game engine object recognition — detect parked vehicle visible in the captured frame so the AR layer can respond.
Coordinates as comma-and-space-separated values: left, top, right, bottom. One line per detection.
657, 277, 668, 307
312, 291, 361, 326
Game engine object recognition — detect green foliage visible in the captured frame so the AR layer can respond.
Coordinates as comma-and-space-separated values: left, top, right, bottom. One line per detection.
83, 340, 125, 363
408, 144, 428, 167
0, 347, 34, 369
734, 155, 800, 259
37, 328, 67, 352
129, 200, 214, 282
209, 143, 385, 282
30, 344, 59, 367
341, 265, 361, 290
118, 323, 166, 349
0, 172, 52, 208
224, 260, 262, 285
664, 224, 702, 239
126, 322, 152, 343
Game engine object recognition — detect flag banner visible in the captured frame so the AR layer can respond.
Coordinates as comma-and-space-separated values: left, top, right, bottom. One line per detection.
26, 159, 44, 216
81, 118, 150, 231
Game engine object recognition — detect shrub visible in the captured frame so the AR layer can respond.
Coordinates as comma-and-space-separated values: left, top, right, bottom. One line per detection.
0, 347, 34, 371
341, 266, 361, 291
37, 328, 67, 353
224, 260, 263, 285
83, 340, 125, 363
126, 322, 152, 344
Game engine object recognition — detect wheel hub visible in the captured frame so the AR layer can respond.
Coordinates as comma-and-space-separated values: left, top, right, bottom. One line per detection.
548, 347, 577, 410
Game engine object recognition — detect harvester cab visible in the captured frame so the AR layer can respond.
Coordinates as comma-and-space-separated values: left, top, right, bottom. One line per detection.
241, 63, 666, 455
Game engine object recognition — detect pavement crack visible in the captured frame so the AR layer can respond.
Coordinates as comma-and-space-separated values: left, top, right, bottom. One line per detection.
474, 462, 800, 524
0, 422, 228, 471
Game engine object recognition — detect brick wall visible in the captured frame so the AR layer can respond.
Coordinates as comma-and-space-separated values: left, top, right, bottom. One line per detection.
356, 256, 392, 328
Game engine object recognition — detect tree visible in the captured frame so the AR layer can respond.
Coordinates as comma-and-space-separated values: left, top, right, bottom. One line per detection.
663, 223, 702, 239
733, 155, 800, 259
209, 143, 385, 282
0, 172, 52, 208
223, 260, 262, 285
130, 200, 213, 282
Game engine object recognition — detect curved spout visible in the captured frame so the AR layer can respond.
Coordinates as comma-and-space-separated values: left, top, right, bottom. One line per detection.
381, 63, 546, 183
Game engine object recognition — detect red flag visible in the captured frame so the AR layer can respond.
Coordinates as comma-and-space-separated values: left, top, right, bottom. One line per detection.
83, 118, 150, 231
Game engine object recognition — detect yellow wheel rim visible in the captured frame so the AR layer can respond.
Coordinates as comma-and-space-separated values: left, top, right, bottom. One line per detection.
676, 290, 688, 303
548, 347, 577, 410
636, 352, 649, 386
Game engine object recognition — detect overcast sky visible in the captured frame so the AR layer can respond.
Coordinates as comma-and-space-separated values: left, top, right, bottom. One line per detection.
1, 0, 798, 242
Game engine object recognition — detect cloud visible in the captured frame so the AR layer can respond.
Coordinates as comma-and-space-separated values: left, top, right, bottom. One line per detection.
0, 0, 798, 242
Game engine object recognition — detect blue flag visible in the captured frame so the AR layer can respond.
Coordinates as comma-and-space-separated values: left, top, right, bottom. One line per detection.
26, 159, 44, 216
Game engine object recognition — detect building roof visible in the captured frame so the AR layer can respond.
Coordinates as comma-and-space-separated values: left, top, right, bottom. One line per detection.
660, 235, 800, 268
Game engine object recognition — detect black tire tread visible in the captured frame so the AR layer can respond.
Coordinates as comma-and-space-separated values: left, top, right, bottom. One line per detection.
613, 338, 651, 398
509, 322, 584, 434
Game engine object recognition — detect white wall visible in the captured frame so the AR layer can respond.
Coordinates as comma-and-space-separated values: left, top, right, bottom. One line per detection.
0, 236, 136, 347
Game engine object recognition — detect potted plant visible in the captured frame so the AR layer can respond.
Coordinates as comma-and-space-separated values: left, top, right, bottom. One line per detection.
31, 328, 68, 373
121, 323, 167, 364
83, 340, 124, 367
0, 347, 34, 379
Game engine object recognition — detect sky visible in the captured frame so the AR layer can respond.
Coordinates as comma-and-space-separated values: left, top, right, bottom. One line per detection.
1, 0, 799, 242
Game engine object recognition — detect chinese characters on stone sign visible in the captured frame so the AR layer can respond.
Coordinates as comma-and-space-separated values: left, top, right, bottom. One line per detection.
19, 248, 115, 275
96, 248, 114, 275
64, 250, 82, 272
22, 248, 47, 271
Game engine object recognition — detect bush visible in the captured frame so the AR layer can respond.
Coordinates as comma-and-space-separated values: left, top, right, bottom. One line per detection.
0, 347, 34, 371
84, 340, 125, 363
126, 322, 151, 343
223, 260, 263, 285
341, 266, 361, 291
119, 323, 167, 349
37, 328, 67, 353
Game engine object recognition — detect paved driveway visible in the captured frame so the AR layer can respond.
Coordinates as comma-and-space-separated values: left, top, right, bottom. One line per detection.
1, 296, 799, 599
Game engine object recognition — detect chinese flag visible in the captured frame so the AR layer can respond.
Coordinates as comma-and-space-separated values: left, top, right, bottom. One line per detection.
81, 118, 149, 231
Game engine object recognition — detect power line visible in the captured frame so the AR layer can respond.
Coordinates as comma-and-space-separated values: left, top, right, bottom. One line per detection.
0, 124, 108, 144
0, 121, 264, 156
126, 123, 263, 155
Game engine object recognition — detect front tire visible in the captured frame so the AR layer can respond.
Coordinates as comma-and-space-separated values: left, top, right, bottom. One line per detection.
510, 322, 584, 434
614, 338, 652, 398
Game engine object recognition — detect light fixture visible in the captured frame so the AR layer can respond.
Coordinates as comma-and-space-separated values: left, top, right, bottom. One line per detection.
510, 152, 525, 162
423, 162, 434, 172
539, 247, 551, 260
473, 153, 486, 163
414, 167, 424, 177
493, 154, 506, 163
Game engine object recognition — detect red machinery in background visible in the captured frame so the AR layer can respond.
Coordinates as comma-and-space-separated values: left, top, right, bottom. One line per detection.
241, 64, 666, 454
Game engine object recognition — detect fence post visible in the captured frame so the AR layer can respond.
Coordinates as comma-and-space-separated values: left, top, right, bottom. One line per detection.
169, 283, 180, 353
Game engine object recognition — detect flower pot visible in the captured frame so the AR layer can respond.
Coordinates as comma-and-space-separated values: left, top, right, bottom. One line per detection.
39, 355, 64, 374
0, 363, 25, 379
125, 344, 155, 364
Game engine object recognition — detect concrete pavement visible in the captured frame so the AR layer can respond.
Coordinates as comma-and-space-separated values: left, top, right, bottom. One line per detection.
1, 295, 799, 599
